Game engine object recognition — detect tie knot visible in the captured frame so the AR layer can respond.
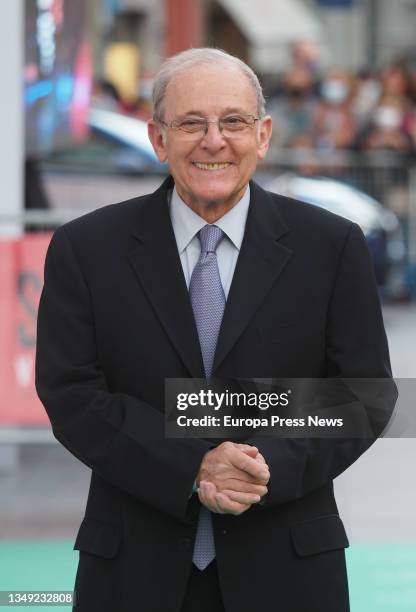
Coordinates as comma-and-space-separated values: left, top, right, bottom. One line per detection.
198, 225, 224, 254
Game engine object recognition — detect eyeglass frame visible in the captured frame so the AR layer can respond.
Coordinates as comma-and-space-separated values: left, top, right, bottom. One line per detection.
156, 113, 261, 137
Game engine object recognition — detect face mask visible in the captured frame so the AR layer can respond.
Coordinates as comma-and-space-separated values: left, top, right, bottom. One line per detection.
321, 80, 348, 104
374, 106, 402, 129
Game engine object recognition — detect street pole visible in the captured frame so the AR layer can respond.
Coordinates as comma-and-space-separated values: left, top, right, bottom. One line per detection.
0, 0, 23, 237
165, 0, 203, 58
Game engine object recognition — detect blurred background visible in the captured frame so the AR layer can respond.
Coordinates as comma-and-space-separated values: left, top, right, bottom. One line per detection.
0, 0, 415, 610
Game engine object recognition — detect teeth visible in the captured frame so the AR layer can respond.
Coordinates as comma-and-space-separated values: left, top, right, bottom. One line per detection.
194, 162, 230, 170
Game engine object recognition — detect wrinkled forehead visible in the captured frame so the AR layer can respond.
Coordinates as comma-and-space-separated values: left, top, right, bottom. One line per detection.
164, 62, 257, 118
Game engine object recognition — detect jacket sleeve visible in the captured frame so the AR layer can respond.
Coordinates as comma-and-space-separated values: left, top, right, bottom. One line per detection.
35, 226, 210, 523
245, 223, 397, 508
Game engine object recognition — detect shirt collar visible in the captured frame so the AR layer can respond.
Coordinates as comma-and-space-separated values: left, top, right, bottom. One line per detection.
169, 184, 250, 254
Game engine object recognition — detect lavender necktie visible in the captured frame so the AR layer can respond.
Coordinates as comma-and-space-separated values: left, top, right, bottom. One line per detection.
190, 224, 225, 570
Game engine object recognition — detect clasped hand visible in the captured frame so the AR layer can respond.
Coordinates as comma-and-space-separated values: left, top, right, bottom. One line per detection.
196, 441, 270, 516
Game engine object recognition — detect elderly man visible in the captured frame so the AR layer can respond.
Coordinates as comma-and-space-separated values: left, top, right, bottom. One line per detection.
36, 48, 393, 612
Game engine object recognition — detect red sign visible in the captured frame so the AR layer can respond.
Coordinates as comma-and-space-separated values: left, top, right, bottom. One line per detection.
0, 233, 52, 424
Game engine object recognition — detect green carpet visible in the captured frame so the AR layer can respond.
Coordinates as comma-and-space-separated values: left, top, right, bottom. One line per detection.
0, 541, 77, 610
0, 541, 415, 610
346, 544, 416, 611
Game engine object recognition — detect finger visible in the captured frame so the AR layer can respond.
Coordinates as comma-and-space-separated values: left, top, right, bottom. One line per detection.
229, 450, 270, 481
238, 446, 268, 467
219, 469, 265, 485
202, 482, 248, 515
215, 467, 269, 488
228, 450, 270, 482
198, 484, 216, 512
220, 480, 268, 497
206, 482, 228, 514
255, 452, 267, 464
197, 481, 218, 512
201, 481, 225, 514
198, 468, 250, 516
215, 492, 250, 516
235, 444, 258, 457
220, 489, 261, 505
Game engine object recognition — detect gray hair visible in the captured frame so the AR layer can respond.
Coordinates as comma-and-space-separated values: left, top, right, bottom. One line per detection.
152, 47, 266, 121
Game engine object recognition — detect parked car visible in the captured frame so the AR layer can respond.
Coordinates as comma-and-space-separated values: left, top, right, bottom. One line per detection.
41, 107, 166, 175
267, 173, 405, 286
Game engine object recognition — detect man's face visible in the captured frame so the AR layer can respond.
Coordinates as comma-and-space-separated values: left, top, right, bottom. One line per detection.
148, 63, 272, 217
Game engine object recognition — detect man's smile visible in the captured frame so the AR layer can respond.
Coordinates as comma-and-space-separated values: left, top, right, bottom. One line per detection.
192, 162, 232, 171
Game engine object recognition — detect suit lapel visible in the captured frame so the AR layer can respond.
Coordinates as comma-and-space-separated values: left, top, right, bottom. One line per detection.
127, 177, 205, 377
127, 177, 292, 378
213, 180, 293, 373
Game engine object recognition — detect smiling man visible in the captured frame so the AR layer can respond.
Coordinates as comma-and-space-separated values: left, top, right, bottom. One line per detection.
148, 57, 271, 222
36, 48, 393, 612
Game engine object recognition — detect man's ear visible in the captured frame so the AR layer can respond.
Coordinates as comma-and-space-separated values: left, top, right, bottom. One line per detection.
256, 115, 273, 161
148, 120, 168, 163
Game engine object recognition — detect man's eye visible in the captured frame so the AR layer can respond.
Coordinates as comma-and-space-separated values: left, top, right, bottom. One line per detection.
224, 116, 244, 123
222, 116, 247, 129
179, 119, 205, 131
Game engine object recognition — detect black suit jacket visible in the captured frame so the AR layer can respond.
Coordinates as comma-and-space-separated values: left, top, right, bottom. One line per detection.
36, 177, 394, 612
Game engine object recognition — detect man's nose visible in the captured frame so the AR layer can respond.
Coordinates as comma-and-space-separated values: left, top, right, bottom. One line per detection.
200, 121, 226, 149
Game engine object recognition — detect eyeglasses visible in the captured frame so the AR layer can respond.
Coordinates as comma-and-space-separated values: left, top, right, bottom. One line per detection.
158, 114, 260, 139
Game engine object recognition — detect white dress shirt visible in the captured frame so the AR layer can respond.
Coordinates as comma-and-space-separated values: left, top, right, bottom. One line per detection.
169, 185, 250, 298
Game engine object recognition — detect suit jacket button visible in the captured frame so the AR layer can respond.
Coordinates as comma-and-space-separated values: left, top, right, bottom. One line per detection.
221, 529, 227, 535
179, 538, 191, 549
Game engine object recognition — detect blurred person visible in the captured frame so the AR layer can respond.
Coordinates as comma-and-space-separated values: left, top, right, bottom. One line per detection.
361, 96, 413, 153
24, 156, 51, 233
379, 64, 416, 138
289, 133, 321, 175
91, 79, 122, 112
133, 95, 153, 121
351, 69, 382, 131
267, 39, 322, 102
313, 68, 357, 150
267, 66, 317, 147
407, 66, 416, 104
380, 64, 411, 104
407, 112, 416, 150
36, 48, 394, 612
25, 157, 50, 211
291, 39, 321, 85
354, 63, 416, 152
134, 74, 154, 121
